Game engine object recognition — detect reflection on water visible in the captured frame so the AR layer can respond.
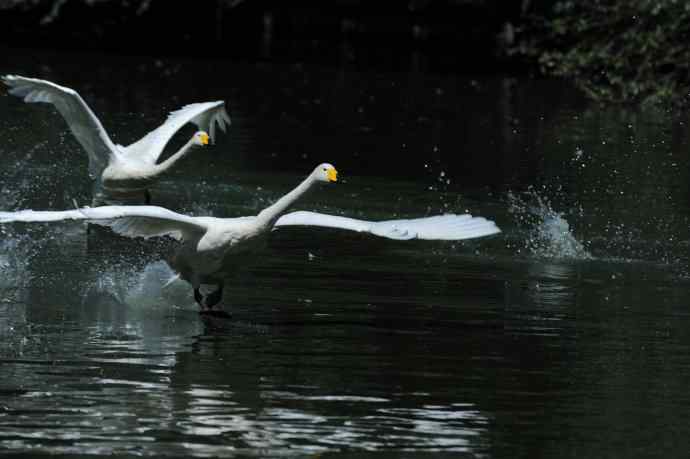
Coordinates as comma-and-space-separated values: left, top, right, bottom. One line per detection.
3, 50, 690, 458
0, 274, 494, 456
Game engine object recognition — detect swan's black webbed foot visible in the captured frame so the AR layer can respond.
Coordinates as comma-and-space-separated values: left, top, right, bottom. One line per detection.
194, 286, 228, 316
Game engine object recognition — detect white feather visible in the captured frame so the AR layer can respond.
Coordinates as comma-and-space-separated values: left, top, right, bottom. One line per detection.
2, 74, 118, 177
275, 211, 501, 241
0, 205, 207, 241
120, 101, 231, 165
0, 208, 86, 223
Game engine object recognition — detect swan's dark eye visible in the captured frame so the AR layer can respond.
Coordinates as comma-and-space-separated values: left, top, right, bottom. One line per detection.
322, 168, 327, 171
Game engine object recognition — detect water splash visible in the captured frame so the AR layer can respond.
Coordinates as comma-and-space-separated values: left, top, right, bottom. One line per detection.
82, 259, 195, 311
126, 260, 193, 309
0, 228, 38, 276
0, 140, 52, 210
508, 190, 591, 260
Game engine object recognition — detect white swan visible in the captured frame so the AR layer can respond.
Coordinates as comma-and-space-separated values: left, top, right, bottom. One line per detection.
2, 75, 231, 201
0, 164, 501, 311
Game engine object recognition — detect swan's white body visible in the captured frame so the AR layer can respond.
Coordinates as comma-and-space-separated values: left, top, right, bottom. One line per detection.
0, 164, 501, 309
2, 75, 230, 194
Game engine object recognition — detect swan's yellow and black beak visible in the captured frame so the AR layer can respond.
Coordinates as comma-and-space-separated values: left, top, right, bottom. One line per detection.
327, 167, 338, 182
200, 132, 210, 145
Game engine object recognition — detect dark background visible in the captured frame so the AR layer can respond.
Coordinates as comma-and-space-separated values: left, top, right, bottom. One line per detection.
0, 0, 547, 73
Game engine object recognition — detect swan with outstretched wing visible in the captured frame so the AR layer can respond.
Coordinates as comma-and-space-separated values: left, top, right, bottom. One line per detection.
2, 75, 230, 201
0, 164, 501, 312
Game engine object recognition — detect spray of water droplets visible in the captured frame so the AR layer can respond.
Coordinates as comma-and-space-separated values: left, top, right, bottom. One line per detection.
507, 190, 592, 260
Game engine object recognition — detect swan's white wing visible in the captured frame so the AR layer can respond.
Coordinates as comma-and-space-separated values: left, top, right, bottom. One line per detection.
2, 75, 118, 177
121, 101, 230, 164
274, 211, 501, 241
0, 206, 207, 242
81, 206, 208, 241
0, 209, 86, 223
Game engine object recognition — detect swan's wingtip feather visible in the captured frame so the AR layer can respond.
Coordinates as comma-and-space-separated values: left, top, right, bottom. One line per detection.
1, 74, 22, 86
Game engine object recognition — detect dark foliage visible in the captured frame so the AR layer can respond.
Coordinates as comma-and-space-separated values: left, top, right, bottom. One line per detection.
515, 1, 690, 106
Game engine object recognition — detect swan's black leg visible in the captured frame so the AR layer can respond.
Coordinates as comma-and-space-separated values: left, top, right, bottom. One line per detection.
144, 189, 152, 205
194, 287, 205, 309
200, 285, 230, 318
206, 285, 224, 309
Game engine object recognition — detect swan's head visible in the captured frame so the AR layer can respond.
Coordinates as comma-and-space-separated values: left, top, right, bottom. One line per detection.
314, 163, 338, 183
192, 131, 210, 146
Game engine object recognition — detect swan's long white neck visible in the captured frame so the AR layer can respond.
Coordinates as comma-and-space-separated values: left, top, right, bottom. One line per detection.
152, 139, 197, 176
258, 172, 317, 226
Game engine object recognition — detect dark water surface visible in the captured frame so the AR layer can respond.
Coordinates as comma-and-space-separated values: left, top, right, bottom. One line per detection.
2, 49, 690, 458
